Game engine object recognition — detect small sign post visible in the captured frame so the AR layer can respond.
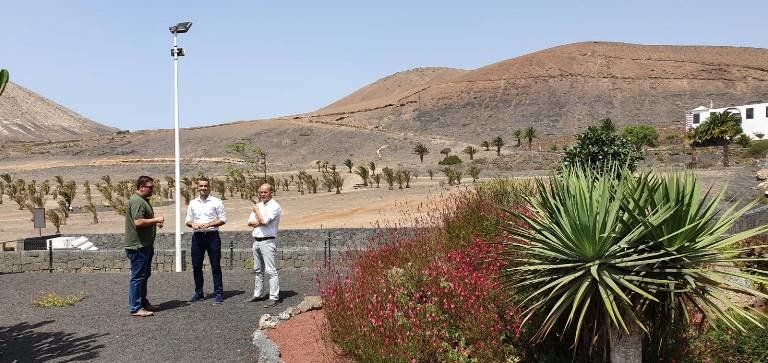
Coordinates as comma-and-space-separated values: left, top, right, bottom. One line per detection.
33, 208, 46, 237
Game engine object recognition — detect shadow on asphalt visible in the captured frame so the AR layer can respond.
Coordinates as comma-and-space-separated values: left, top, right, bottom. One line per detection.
0, 320, 107, 361
157, 300, 190, 311
279, 290, 299, 300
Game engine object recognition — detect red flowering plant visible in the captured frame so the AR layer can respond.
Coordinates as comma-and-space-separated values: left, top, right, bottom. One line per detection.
320, 181, 535, 362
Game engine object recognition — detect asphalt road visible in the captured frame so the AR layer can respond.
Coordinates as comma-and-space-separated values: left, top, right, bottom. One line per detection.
0, 270, 318, 362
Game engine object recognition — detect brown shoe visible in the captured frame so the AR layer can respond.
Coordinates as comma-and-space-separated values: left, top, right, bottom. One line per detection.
131, 308, 154, 317
143, 304, 160, 312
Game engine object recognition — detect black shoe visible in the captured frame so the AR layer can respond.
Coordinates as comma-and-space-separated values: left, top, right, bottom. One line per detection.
213, 294, 224, 305
263, 299, 280, 308
189, 292, 205, 303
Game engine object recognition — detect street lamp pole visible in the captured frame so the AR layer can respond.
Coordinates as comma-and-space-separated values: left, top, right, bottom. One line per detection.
169, 21, 192, 272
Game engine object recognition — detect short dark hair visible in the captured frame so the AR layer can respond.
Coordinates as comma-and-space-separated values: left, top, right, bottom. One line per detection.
197, 177, 210, 185
136, 176, 154, 190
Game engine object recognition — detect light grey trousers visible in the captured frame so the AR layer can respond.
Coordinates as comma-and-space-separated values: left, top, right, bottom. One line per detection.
252, 239, 279, 301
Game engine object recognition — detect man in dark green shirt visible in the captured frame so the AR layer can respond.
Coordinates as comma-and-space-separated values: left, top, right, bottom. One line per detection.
125, 176, 165, 317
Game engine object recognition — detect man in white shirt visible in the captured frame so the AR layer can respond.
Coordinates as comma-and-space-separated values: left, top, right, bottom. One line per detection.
185, 177, 227, 304
244, 183, 282, 308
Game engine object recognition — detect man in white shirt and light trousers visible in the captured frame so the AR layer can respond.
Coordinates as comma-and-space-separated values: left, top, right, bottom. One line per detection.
245, 183, 282, 308
185, 177, 227, 304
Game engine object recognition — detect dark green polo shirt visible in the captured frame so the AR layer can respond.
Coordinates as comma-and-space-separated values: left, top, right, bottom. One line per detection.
125, 193, 156, 249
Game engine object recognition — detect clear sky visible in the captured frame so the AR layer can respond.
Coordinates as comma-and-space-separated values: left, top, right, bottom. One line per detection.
1, 1, 766, 131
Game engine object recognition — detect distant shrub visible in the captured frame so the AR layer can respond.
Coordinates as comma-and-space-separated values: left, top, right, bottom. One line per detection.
621, 124, 659, 147
115, 130, 130, 135
744, 140, 768, 158
563, 125, 643, 172
438, 155, 462, 165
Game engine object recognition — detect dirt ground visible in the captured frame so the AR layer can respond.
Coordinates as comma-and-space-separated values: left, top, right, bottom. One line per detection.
0, 175, 472, 244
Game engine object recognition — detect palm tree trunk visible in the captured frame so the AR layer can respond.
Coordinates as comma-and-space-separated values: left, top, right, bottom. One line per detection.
722, 143, 729, 167
610, 322, 642, 363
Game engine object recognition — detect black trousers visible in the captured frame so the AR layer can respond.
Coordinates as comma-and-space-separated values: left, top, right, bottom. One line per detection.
191, 231, 223, 295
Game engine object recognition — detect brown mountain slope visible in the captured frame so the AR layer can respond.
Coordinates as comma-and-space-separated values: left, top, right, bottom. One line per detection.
316, 67, 468, 115
306, 42, 768, 142
0, 82, 117, 143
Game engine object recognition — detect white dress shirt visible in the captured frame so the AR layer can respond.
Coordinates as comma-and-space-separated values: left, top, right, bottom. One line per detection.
249, 199, 282, 238
185, 195, 227, 231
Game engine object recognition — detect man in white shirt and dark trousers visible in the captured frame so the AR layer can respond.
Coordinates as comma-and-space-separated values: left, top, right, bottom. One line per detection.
244, 183, 282, 308
185, 177, 227, 304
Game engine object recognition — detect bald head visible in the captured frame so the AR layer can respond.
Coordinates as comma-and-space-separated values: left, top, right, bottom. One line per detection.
259, 183, 273, 202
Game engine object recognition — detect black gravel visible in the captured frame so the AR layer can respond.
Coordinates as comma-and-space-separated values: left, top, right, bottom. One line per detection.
0, 270, 318, 362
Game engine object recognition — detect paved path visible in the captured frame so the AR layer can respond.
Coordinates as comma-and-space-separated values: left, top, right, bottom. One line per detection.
0, 270, 318, 362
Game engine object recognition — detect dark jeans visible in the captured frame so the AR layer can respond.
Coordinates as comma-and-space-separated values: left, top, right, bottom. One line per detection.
191, 231, 223, 296
126, 246, 154, 313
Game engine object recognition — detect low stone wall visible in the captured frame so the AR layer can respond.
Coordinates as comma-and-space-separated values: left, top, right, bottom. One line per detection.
68, 228, 379, 250
0, 228, 393, 273
0, 247, 344, 273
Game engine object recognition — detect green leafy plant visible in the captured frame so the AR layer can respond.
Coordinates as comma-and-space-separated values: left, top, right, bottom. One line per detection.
492, 136, 505, 156
34, 292, 85, 308
0, 69, 8, 96
502, 166, 768, 360
621, 125, 659, 148
462, 146, 478, 160
524, 127, 537, 150
413, 142, 430, 163
689, 111, 743, 167
562, 125, 643, 172
438, 155, 462, 166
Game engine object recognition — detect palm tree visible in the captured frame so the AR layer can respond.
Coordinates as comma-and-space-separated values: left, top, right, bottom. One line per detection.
440, 148, 451, 156
523, 126, 537, 150
503, 167, 768, 361
382, 167, 395, 190
468, 165, 481, 182
343, 159, 353, 173
689, 110, 743, 167
368, 161, 376, 177
600, 117, 616, 133
354, 165, 370, 187
513, 129, 522, 147
491, 136, 504, 156
462, 146, 478, 160
46, 209, 62, 234
84, 202, 99, 224
413, 142, 429, 163
480, 141, 490, 151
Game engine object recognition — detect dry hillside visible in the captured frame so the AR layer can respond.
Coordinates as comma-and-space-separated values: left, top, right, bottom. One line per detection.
0, 82, 116, 143
2, 41, 768, 178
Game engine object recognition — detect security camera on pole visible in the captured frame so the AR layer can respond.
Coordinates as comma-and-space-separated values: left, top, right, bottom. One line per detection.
169, 21, 192, 272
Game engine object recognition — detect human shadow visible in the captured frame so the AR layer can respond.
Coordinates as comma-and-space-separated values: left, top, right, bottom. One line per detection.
205, 290, 245, 301
157, 300, 189, 312
280, 290, 299, 300
0, 320, 106, 362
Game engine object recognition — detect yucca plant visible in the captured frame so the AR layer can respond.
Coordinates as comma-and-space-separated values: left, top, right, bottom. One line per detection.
502, 166, 768, 362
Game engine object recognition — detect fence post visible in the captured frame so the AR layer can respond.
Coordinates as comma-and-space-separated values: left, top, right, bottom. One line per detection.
48, 241, 53, 273
229, 239, 234, 271
325, 231, 332, 269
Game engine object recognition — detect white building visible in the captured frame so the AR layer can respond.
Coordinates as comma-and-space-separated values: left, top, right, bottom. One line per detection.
686, 101, 768, 138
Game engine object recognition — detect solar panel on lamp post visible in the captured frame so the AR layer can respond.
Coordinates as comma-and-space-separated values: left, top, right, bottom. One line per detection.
170, 21, 192, 272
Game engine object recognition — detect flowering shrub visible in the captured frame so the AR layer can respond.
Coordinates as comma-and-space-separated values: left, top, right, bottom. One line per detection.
320, 186, 527, 362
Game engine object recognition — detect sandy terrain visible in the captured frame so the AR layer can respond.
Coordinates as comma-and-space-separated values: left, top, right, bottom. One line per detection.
0, 176, 460, 243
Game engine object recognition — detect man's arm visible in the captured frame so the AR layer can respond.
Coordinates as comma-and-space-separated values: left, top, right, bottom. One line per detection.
247, 211, 259, 228
134, 216, 164, 227
131, 200, 164, 228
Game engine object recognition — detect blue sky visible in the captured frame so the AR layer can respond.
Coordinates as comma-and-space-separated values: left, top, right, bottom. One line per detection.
1, 1, 766, 131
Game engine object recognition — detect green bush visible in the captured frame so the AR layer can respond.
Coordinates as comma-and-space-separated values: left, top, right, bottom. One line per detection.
562, 125, 643, 172
438, 155, 463, 165
744, 139, 768, 158
687, 316, 768, 363
622, 124, 659, 147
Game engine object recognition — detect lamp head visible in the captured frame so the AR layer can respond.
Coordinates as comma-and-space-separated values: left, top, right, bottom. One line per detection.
169, 22, 193, 34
